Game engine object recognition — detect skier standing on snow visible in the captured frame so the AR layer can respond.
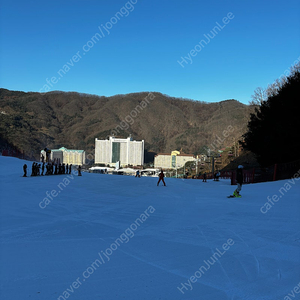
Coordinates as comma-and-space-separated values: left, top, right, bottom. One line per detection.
31, 162, 35, 176
78, 165, 82, 176
23, 164, 27, 177
62, 163, 66, 174
157, 169, 166, 186
233, 165, 243, 197
37, 164, 41, 176
41, 162, 45, 176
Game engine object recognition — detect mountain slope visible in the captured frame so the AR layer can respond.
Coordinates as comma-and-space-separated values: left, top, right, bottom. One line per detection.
0, 89, 254, 160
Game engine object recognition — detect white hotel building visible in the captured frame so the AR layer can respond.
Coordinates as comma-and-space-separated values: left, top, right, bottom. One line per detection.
40, 147, 85, 165
95, 136, 144, 167
154, 150, 196, 169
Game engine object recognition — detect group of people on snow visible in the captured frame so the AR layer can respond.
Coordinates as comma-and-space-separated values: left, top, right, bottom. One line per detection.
23, 162, 74, 177
155, 166, 244, 197
22, 161, 243, 195
214, 171, 221, 181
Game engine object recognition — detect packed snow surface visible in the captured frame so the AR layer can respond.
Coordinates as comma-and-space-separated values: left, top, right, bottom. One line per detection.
0, 156, 299, 300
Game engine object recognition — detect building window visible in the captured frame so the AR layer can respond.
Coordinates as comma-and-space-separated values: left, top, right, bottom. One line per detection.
112, 142, 120, 163
171, 155, 176, 168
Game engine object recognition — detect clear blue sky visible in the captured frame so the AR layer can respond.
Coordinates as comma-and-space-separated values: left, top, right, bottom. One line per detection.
0, 0, 299, 104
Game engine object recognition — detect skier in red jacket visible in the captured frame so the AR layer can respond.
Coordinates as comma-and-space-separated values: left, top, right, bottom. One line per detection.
157, 169, 166, 186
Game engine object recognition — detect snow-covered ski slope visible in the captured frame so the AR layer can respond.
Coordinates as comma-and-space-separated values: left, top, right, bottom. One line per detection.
1, 156, 299, 300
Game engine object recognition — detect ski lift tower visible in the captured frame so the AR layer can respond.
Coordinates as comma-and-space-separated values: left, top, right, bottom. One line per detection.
210, 152, 220, 176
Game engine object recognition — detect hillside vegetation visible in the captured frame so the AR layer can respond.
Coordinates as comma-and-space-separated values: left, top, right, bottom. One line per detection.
0, 89, 254, 161
243, 66, 300, 166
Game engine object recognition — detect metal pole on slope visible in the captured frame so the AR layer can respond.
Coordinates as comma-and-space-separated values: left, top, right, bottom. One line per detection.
212, 156, 215, 178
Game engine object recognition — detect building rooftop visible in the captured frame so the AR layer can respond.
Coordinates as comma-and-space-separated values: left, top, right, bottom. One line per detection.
155, 152, 195, 157
50, 147, 85, 153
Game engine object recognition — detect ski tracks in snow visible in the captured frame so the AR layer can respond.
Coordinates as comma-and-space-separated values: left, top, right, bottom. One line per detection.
117, 247, 238, 299
277, 268, 282, 280
211, 227, 254, 282
197, 226, 236, 300
228, 229, 260, 278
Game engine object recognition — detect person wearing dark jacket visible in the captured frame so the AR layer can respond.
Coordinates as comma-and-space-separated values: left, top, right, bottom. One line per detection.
78, 165, 82, 176
23, 164, 27, 177
157, 170, 166, 186
31, 162, 35, 176
233, 165, 243, 197
37, 164, 41, 176
62, 163, 66, 174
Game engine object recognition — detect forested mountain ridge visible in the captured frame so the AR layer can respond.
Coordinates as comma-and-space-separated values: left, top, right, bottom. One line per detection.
0, 89, 254, 160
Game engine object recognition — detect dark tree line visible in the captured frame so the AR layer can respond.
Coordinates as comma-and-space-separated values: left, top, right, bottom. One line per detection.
243, 64, 300, 167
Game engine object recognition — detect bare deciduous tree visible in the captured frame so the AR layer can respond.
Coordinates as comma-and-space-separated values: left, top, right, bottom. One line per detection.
249, 87, 267, 105
249, 62, 300, 105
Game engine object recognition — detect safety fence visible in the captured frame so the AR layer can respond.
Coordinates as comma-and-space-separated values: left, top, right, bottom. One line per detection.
230, 159, 300, 185
1, 149, 25, 159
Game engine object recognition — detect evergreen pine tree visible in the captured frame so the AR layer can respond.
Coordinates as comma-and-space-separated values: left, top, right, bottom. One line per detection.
243, 65, 300, 166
